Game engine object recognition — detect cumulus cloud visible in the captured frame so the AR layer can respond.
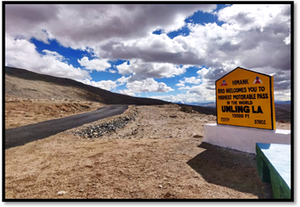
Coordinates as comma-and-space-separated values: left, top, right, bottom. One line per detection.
152, 79, 215, 103
116, 59, 187, 80
5, 34, 90, 80
126, 78, 174, 93
81, 75, 174, 94
176, 76, 202, 88
96, 33, 206, 65
119, 89, 136, 97
81, 79, 118, 91
78, 57, 111, 72
5, 4, 216, 49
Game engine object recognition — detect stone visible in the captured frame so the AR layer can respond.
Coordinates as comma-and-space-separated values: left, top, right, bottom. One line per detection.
57, 191, 66, 195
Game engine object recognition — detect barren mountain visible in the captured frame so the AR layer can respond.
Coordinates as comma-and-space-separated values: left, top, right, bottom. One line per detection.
5, 66, 216, 115
5, 66, 168, 105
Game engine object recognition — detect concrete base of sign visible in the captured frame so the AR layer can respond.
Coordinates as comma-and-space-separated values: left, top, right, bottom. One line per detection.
203, 124, 291, 154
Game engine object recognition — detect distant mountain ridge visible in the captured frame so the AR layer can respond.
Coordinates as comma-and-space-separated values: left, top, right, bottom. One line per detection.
4, 66, 216, 115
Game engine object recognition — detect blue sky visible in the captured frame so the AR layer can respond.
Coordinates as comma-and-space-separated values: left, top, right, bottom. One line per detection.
5, 3, 291, 104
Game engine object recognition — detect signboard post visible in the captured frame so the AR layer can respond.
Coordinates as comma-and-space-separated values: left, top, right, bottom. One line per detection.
215, 67, 276, 130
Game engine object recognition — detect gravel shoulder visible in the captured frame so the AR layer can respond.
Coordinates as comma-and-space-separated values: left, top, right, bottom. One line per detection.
5, 104, 290, 199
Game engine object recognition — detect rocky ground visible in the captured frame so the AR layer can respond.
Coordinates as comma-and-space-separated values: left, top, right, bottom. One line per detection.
4, 102, 291, 199
71, 114, 137, 139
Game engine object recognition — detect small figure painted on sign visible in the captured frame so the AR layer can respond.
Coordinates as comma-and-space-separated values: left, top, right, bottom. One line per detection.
254, 76, 263, 84
221, 80, 228, 86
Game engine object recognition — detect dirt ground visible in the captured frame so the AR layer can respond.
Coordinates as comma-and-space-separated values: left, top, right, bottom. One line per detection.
5, 103, 291, 199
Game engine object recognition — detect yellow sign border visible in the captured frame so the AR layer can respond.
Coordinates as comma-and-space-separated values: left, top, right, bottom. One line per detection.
215, 67, 276, 130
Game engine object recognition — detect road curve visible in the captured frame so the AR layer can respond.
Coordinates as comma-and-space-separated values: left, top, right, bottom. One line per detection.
5, 105, 128, 149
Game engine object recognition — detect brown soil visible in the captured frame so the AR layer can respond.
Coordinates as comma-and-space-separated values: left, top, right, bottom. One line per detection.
5, 103, 291, 199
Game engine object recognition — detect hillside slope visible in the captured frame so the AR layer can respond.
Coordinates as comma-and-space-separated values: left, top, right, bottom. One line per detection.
5, 66, 169, 105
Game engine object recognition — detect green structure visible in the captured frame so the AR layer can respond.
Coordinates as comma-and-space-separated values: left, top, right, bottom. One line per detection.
256, 143, 291, 199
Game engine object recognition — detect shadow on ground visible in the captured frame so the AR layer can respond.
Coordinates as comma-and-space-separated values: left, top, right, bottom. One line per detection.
187, 142, 273, 199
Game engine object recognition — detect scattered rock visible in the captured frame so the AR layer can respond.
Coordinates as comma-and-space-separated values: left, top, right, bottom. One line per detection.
163, 192, 176, 199
193, 134, 203, 138
57, 191, 66, 195
158, 185, 163, 188
180, 106, 196, 113
169, 115, 177, 118
132, 129, 138, 135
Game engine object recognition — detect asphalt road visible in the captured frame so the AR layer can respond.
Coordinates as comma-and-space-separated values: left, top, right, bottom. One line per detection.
5, 105, 128, 149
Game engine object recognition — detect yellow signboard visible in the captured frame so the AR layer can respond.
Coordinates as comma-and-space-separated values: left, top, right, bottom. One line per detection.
215, 67, 276, 130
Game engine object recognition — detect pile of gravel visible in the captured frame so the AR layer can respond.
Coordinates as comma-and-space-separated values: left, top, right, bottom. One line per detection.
72, 115, 135, 139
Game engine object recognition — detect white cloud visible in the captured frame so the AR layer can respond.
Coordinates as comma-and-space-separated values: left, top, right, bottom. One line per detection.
178, 86, 192, 90
115, 61, 132, 76
197, 67, 210, 79
81, 79, 118, 91
5, 34, 90, 80
283, 33, 290, 45
184, 76, 202, 84
126, 78, 174, 93
153, 80, 215, 103
109, 69, 117, 73
97, 33, 206, 65
176, 81, 185, 87
116, 59, 187, 80
78, 57, 111, 72
135, 33, 186, 53
119, 89, 135, 97
81, 75, 131, 92
116, 76, 130, 85
42, 49, 64, 61
176, 76, 203, 91
217, 4, 290, 33
176, 76, 202, 87
274, 89, 291, 102
151, 92, 209, 104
